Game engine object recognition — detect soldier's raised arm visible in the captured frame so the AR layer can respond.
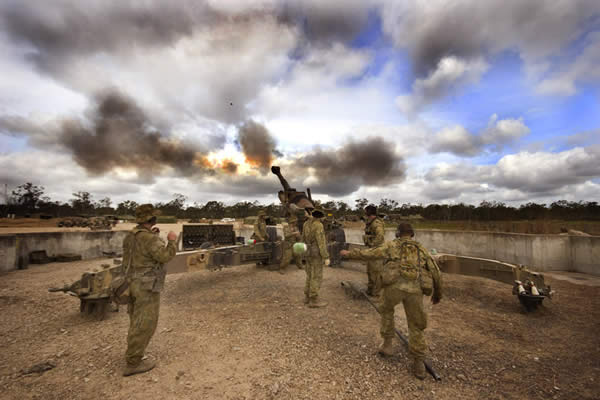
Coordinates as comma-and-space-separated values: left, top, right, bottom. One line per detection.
146, 232, 177, 264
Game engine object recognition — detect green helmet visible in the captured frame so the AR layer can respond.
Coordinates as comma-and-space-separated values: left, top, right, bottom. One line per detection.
257, 210, 266, 217
135, 204, 160, 223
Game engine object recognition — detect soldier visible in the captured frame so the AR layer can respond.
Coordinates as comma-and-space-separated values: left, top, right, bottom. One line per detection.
341, 223, 442, 380
302, 207, 330, 308
363, 204, 385, 298
252, 210, 268, 242
121, 204, 177, 377
279, 214, 302, 274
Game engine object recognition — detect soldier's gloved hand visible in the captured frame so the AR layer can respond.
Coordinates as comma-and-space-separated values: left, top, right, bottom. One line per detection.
167, 231, 177, 241
324, 258, 330, 266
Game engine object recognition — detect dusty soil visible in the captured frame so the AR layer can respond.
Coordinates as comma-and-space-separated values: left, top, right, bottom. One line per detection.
0, 260, 599, 400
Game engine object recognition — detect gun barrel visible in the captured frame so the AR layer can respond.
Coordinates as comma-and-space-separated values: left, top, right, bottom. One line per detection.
271, 165, 292, 191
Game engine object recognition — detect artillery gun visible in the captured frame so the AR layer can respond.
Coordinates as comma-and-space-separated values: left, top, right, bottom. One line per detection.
49, 263, 123, 320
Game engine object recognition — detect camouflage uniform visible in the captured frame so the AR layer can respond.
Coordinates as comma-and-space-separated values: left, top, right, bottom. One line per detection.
252, 211, 268, 242
280, 216, 301, 272
302, 213, 329, 305
363, 217, 385, 297
122, 205, 176, 371
346, 237, 442, 373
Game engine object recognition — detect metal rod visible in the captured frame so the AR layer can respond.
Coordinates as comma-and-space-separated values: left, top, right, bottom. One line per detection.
360, 289, 442, 381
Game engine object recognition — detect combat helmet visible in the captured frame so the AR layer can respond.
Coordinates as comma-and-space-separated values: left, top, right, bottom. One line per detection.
311, 207, 326, 218
135, 204, 161, 224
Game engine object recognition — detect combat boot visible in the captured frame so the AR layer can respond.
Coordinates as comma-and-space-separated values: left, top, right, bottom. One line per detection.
411, 356, 426, 380
303, 295, 310, 305
279, 268, 286, 275
308, 298, 328, 308
122, 359, 156, 377
377, 337, 394, 357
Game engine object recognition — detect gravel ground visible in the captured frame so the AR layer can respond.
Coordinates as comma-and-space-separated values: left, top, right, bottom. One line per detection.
0, 259, 599, 400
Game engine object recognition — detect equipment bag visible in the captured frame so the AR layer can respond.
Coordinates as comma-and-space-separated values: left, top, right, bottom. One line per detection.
381, 241, 433, 296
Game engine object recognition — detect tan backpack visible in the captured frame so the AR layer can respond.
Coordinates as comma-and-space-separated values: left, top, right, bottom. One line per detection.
381, 240, 433, 295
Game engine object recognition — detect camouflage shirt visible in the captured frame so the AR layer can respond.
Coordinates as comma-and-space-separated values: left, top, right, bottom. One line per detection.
302, 217, 329, 260
283, 223, 301, 244
123, 225, 177, 272
347, 238, 442, 296
253, 218, 268, 241
364, 217, 385, 247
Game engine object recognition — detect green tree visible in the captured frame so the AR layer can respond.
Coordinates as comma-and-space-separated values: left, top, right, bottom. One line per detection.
12, 183, 45, 213
71, 191, 94, 215
354, 198, 369, 211
116, 200, 138, 216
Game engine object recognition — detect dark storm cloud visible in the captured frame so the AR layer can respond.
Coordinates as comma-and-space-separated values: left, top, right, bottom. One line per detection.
381, 0, 600, 77
0, 1, 202, 74
292, 137, 406, 196
237, 120, 278, 173
0, 0, 372, 75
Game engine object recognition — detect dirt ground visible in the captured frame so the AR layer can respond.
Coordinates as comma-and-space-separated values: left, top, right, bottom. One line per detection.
0, 260, 599, 400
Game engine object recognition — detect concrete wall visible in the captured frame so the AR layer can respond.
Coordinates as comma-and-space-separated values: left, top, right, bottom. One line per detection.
0, 231, 129, 273
1, 227, 597, 275
344, 228, 600, 276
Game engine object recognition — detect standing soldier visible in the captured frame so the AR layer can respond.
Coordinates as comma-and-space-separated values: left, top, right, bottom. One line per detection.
279, 214, 302, 274
363, 205, 385, 298
252, 210, 268, 242
302, 208, 330, 307
341, 223, 442, 379
122, 204, 177, 376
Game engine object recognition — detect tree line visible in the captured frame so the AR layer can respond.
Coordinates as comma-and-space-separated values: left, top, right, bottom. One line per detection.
2, 182, 599, 221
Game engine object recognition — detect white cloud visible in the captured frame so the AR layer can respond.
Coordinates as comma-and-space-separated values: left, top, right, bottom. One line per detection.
536, 31, 600, 96
429, 114, 530, 156
422, 146, 600, 202
396, 56, 488, 115
380, 0, 600, 111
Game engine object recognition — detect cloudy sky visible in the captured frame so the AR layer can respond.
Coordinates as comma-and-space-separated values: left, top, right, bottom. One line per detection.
0, 0, 599, 207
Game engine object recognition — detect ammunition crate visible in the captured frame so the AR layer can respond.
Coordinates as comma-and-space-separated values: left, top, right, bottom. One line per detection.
182, 224, 236, 250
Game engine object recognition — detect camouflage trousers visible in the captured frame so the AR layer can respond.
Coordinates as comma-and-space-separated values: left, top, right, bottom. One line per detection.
280, 244, 301, 271
126, 279, 161, 366
304, 257, 324, 300
366, 259, 384, 297
379, 285, 428, 359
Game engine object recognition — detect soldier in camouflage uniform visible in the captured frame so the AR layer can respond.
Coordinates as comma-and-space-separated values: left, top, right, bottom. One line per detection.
121, 204, 177, 376
363, 205, 385, 298
252, 210, 268, 242
279, 214, 302, 274
341, 223, 442, 380
302, 208, 330, 308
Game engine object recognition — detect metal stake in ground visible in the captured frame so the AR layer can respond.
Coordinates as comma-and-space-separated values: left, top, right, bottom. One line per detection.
340, 281, 442, 381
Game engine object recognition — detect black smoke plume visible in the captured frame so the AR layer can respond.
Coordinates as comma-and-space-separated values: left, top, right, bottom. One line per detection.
59, 90, 213, 178
237, 120, 277, 174
292, 137, 406, 196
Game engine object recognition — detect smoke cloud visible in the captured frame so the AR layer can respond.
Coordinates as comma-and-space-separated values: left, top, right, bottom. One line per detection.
237, 120, 278, 173
292, 137, 406, 196
60, 90, 219, 178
